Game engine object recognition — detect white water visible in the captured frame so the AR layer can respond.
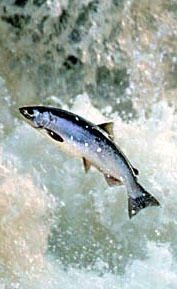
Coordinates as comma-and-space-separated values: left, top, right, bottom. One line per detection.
1, 89, 177, 288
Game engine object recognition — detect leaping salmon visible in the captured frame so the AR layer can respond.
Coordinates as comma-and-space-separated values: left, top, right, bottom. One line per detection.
19, 106, 160, 218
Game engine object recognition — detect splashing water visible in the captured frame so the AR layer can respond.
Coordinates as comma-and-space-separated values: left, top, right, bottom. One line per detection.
0, 0, 177, 288
0, 90, 177, 288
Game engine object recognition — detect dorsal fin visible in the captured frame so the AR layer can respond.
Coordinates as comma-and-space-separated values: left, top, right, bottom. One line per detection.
98, 122, 114, 139
82, 158, 92, 173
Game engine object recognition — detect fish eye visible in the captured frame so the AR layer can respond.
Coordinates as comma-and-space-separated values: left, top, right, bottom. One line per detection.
22, 108, 36, 117
23, 109, 28, 115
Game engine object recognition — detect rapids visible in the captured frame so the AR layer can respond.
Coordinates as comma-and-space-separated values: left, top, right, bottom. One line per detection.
0, 92, 177, 288
0, 0, 177, 288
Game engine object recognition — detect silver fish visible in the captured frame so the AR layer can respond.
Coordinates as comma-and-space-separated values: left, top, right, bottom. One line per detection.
19, 106, 160, 218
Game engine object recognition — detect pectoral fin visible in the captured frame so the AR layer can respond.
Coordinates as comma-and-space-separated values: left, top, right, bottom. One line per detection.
104, 174, 122, 186
45, 129, 64, 142
98, 122, 114, 139
82, 158, 92, 173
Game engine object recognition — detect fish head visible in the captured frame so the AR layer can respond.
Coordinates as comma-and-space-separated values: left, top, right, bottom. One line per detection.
19, 106, 51, 129
19, 106, 74, 144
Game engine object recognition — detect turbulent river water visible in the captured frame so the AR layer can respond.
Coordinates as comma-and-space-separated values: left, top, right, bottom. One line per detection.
0, 1, 177, 288
1, 92, 177, 289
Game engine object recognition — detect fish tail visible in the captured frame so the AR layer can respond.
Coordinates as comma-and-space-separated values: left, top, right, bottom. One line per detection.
128, 183, 160, 219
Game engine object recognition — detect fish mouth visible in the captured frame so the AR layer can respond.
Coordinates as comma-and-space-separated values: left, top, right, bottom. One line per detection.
19, 107, 35, 120
19, 106, 42, 128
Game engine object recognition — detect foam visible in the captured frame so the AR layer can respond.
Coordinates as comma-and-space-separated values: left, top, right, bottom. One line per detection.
1, 94, 177, 288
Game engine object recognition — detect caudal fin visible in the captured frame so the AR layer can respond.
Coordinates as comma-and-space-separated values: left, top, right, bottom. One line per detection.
128, 184, 160, 219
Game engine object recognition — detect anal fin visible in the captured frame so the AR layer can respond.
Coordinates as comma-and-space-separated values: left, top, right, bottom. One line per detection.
104, 174, 122, 186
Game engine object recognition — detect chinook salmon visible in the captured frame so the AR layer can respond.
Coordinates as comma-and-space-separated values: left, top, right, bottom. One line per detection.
19, 106, 160, 218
